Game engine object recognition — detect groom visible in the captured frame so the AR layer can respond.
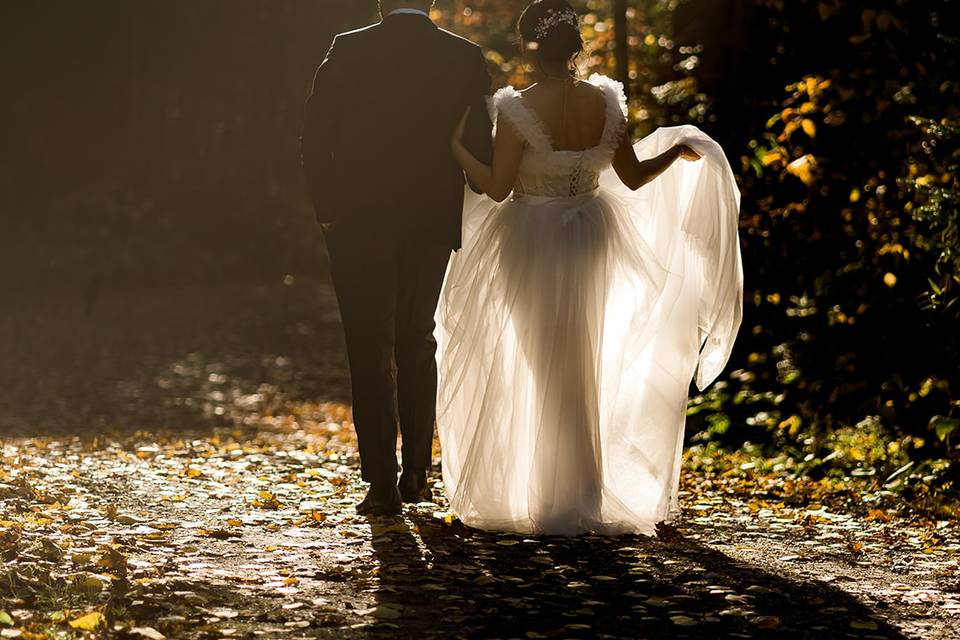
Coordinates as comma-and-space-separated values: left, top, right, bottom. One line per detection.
300, 1, 494, 515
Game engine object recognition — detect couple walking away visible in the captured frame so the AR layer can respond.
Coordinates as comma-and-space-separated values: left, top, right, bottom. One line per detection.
300, 0, 743, 536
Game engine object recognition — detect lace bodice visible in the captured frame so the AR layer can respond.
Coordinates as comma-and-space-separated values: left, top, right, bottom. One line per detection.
491, 74, 628, 198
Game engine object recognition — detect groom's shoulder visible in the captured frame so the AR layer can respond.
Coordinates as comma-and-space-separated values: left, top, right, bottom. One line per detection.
434, 27, 482, 55
333, 22, 381, 45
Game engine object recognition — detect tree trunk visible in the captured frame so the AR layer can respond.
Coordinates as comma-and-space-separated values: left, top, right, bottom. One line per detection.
613, 0, 629, 93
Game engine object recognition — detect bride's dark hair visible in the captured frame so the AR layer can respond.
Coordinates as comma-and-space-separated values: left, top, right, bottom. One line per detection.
518, 0, 583, 66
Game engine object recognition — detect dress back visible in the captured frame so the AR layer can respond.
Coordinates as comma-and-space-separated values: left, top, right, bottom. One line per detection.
492, 74, 628, 198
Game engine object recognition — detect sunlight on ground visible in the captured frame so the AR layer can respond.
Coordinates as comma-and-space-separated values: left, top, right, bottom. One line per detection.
1, 399, 957, 638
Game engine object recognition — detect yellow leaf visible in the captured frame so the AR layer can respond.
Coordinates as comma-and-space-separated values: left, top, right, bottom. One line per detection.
778, 415, 802, 436
786, 155, 817, 187
782, 120, 800, 140
865, 509, 892, 523
801, 119, 817, 138
79, 576, 105, 592
876, 10, 892, 32
283, 577, 299, 586
761, 150, 783, 167
883, 272, 897, 287
484, 51, 504, 66
817, 1, 836, 21
69, 611, 104, 631
878, 243, 906, 257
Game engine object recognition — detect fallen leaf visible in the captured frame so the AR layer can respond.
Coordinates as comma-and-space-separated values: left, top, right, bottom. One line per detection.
68, 611, 103, 631
358, 604, 403, 619
198, 528, 240, 539
850, 619, 879, 630
753, 615, 780, 629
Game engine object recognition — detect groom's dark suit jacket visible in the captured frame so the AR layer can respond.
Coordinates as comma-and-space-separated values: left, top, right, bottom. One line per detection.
300, 13, 494, 249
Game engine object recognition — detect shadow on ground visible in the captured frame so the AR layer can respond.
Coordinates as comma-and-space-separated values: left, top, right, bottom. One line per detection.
367, 516, 905, 639
0, 277, 348, 437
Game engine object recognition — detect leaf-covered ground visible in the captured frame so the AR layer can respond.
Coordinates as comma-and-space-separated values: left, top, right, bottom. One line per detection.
1, 279, 958, 639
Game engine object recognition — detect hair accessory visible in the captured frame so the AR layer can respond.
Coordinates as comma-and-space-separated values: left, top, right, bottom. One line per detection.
534, 7, 579, 40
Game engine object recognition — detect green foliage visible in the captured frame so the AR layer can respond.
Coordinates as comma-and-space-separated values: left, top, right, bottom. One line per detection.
676, 0, 960, 496
904, 115, 960, 313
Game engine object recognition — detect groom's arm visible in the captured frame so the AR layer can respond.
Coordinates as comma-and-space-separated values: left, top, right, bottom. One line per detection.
462, 47, 494, 194
300, 37, 343, 225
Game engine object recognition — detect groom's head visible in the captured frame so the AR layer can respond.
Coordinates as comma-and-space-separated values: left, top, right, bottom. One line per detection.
379, 0, 434, 18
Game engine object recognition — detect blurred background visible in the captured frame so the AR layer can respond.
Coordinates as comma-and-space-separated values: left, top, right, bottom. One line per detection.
0, 1, 957, 510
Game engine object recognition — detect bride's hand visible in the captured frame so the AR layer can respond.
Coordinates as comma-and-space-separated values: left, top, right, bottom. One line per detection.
451, 107, 471, 152
678, 144, 701, 161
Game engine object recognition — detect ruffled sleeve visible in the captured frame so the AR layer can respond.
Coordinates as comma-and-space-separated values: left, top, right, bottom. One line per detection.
583, 74, 629, 167
491, 86, 553, 151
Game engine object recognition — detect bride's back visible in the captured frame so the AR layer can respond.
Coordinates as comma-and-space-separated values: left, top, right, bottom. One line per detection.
520, 81, 608, 152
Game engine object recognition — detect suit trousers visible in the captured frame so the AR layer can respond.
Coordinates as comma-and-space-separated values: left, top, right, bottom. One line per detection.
325, 230, 452, 488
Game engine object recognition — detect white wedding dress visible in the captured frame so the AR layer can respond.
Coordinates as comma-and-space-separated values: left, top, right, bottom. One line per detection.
435, 74, 743, 536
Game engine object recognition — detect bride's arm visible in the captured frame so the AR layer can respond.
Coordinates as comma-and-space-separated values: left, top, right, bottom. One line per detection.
613, 129, 701, 191
451, 108, 525, 203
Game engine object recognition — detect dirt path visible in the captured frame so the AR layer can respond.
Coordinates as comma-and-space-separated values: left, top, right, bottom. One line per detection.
2, 413, 957, 640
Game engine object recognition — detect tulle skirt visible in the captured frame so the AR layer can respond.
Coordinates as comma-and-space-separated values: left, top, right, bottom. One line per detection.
436, 126, 743, 536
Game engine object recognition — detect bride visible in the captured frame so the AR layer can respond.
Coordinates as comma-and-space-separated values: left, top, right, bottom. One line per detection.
437, 0, 743, 536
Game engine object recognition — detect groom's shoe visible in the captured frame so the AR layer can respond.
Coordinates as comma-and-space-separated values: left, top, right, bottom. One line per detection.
398, 469, 432, 503
356, 485, 402, 516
